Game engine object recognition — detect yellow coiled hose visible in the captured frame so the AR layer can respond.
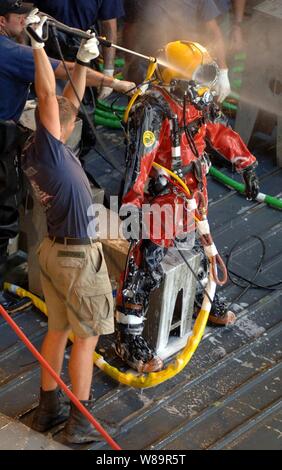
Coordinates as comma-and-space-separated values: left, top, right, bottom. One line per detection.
4, 276, 215, 388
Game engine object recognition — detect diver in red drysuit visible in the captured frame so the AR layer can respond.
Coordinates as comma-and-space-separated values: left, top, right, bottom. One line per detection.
115, 42, 259, 373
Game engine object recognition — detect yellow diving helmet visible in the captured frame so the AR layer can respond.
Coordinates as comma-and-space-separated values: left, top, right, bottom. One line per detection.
158, 40, 219, 89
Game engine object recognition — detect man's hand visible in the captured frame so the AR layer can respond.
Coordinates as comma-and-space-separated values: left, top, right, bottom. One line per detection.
112, 79, 136, 95
76, 33, 100, 66
242, 166, 260, 201
25, 8, 41, 27
98, 68, 114, 100
25, 9, 47, 49
214, 69, 231, 103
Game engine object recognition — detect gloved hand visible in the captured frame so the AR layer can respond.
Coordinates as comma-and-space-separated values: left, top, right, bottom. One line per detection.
214, 69, 231, 103
242, 166, 260, 201
112, 79, 136, 96
120, 205, 143, 242
76, 32, 100, 65
25, 9, 47, 49
25, 7, 41, 27
98, 68, 114, 100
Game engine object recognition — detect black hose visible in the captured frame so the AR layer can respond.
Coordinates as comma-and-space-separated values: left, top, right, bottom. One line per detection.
174, 242, 214, 305
226, 235, 282, 307
50, 24, 137, 175
183, 94, 200, 159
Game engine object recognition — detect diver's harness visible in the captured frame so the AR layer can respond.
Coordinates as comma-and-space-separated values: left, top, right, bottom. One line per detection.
146, 88, 215, 197
169, 113, 210, 192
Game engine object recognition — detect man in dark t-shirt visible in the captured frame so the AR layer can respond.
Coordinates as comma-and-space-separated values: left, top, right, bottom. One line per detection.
23, 115, 95, 239
22, 11, 116, 444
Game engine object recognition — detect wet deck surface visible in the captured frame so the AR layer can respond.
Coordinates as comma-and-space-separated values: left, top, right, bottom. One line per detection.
0, 125, 281, 450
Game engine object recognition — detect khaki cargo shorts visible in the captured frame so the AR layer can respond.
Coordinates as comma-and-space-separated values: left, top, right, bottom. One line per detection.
38, 238, 114, 338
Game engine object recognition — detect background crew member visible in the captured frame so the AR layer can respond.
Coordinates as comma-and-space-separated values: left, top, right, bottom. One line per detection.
123, 0, 231, 103
215, 0, 246, 52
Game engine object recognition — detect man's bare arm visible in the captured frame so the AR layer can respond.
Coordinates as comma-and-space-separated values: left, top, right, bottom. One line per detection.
54, 61, 135, 94
100, 19, 117, 70
206, 19, 227, 69
24, 12, 61, 138
34, 48, 60, 139
233, 0, 246, 23
63, 63, 87, 109
230, 0, 246, 51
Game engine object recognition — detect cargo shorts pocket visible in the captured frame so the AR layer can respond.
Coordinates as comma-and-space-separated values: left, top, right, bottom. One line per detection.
89, 292, 114, 321
75, 290, 114, 326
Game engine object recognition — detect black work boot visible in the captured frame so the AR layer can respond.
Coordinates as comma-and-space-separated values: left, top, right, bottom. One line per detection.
62, 399, 115, 444
31, 388, 70, 432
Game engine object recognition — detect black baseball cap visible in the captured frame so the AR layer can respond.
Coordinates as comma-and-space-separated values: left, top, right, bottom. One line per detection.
0, 1, 34, 16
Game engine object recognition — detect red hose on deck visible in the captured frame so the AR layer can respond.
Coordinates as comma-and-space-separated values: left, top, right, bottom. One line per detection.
0, 303, 121, 451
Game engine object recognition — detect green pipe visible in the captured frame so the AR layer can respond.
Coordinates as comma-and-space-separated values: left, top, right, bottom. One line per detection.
95, 107, 122, 120
97, 99, 126, 113
114, 73, 124, 80
115, 58, 125, 68
94, 114, 122, 129
210, 166, 282, 210
222, 102, 238, 111
234, 52, 247, 61
232, 65, 244, 74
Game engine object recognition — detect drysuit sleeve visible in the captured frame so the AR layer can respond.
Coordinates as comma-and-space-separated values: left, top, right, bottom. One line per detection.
205, 121, 257, 172
122, 97, 165, 208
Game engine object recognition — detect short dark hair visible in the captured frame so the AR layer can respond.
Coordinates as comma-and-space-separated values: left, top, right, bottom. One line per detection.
56, 96, 78, 126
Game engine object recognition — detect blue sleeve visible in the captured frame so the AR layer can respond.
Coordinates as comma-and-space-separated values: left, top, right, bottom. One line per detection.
34, 115, 64, 166
12, 44, 60, 83
213, 0, 231, 14
198, 0, 221, 22
98, 0, 125, 21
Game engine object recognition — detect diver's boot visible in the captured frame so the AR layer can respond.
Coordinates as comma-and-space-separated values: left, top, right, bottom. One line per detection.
62, 399, 115, 444
194, 293, 236, 326
209, 293, 236, 325
115, 331, 163, 373
31, 388, 70, 432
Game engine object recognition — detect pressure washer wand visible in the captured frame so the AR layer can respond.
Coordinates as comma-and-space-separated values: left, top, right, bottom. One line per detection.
44, 15, 157, 63
98, 37, 157, 63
